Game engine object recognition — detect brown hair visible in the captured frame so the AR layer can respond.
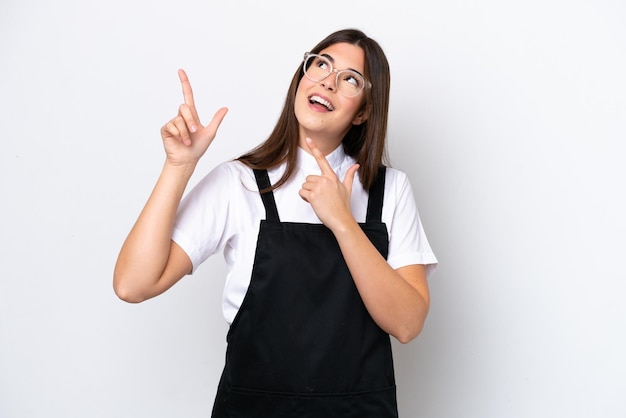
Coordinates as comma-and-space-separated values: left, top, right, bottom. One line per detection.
237, 28, 390, 191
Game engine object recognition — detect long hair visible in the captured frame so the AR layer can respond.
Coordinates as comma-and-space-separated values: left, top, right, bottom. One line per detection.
237, 29, 391, 191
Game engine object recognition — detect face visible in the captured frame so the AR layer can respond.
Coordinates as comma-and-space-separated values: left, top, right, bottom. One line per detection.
294, 42, 368, 150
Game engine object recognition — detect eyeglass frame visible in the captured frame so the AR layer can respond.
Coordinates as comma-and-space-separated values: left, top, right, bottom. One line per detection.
301, 52, 372, 97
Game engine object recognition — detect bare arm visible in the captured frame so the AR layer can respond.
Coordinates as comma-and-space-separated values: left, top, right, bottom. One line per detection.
329, 226, 429, 344
113, 69, 228, 303
299, 138, 430, 343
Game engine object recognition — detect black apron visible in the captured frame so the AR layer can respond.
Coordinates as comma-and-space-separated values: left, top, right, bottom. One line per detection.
211, 167, 397, 417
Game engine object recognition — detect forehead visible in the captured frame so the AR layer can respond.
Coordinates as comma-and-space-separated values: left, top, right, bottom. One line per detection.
318, 42, 366, 71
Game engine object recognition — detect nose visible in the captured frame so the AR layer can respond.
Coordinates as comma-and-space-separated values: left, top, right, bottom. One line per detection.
321, 71, 337, 91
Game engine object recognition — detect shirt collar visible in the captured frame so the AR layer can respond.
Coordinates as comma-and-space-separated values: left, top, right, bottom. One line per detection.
297, 144, 347, 174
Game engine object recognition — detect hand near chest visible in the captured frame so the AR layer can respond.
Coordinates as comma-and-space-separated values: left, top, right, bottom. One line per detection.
299, 137, 360, 232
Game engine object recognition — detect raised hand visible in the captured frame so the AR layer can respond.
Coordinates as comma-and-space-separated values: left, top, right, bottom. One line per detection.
160, 69, 228, 166
299, 137, 360, 231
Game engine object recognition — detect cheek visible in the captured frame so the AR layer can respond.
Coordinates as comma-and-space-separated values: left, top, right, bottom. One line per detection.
293, 80, 309, 111
293, 93, 306, 124
342, 98, 365, 121
296, 76, 315, 94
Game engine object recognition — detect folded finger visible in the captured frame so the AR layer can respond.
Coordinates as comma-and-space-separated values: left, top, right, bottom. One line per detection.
162, 121, 181, 141
179, 104, 198, 133
172, 116, 192, 145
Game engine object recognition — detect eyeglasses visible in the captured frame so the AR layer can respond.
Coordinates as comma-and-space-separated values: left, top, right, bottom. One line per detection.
302, 52, 371, 97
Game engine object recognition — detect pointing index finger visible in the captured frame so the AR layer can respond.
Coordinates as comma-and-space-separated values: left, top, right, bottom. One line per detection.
178, 69, 196, 107
305, 137, 335, 175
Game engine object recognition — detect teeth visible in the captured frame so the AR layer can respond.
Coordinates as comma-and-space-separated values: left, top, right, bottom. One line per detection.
309, 95, 334, 111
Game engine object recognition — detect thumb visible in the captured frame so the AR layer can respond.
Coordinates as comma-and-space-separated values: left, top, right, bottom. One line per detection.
205, 107, 229, 135
342, 164, 360, 194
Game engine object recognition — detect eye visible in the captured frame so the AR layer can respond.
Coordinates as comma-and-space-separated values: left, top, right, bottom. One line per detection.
315, 57, 330, 70
342, 72, 362, 88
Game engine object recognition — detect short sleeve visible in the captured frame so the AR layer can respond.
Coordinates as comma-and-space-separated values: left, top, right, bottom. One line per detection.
385, 170, 438, 276
171, 163, 236, 273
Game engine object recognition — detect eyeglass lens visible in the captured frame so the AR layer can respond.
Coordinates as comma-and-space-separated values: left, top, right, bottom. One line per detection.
304, 54, 365, 97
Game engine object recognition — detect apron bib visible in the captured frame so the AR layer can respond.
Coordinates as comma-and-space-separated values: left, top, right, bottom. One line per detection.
211, 167, 397, 417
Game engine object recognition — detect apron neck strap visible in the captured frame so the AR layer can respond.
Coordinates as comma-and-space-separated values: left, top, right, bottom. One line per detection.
253, 166, 386, 223
253, 169, 280, 222
366, 166, 386, 223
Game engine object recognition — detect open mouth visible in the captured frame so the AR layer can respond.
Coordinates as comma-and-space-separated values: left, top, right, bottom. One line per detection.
308, 95, 334, 111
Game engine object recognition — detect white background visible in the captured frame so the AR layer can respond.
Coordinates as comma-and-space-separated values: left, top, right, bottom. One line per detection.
1, 0, 625, 417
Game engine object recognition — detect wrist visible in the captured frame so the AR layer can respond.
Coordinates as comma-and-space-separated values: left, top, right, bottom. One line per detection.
162, 159, 197, 178
329, 215, 360, 237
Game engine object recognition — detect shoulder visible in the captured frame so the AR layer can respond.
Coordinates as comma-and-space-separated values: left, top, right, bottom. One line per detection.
380, 166, 419, 223
383, 167, 412, 195
384, 166, 408, 181
209, 159, 253, 179
192, 160, 256, 192
175, 160, 264, 229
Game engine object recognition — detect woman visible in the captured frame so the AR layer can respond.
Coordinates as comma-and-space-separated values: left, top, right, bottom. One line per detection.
114, 28, 437, 417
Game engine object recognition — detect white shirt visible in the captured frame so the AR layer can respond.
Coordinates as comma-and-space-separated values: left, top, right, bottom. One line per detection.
172, 145, 438, 324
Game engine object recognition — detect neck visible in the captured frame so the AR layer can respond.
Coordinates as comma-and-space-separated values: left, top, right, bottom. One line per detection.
298, 129, 346, 156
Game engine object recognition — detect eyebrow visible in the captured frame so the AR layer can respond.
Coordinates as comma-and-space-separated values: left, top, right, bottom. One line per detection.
320, 53, 365, 78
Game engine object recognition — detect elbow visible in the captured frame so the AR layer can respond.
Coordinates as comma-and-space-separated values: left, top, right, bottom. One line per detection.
114, 287, 145, 304
395, 297, 430, 344
396, 333, 415, 345
113, 273, 148, 304
394, 319, 426, 345
395, 327, 421, 345
113, 283, 144, 304
396, 337, 413, 345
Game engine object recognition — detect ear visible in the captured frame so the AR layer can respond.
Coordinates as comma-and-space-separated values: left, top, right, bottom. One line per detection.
352, 107, 370, 126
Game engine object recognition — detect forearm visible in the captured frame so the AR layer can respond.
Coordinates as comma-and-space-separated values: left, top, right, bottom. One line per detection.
113, 161, 195, 301
332, 221, 430, 343
297, 139, 430, 341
